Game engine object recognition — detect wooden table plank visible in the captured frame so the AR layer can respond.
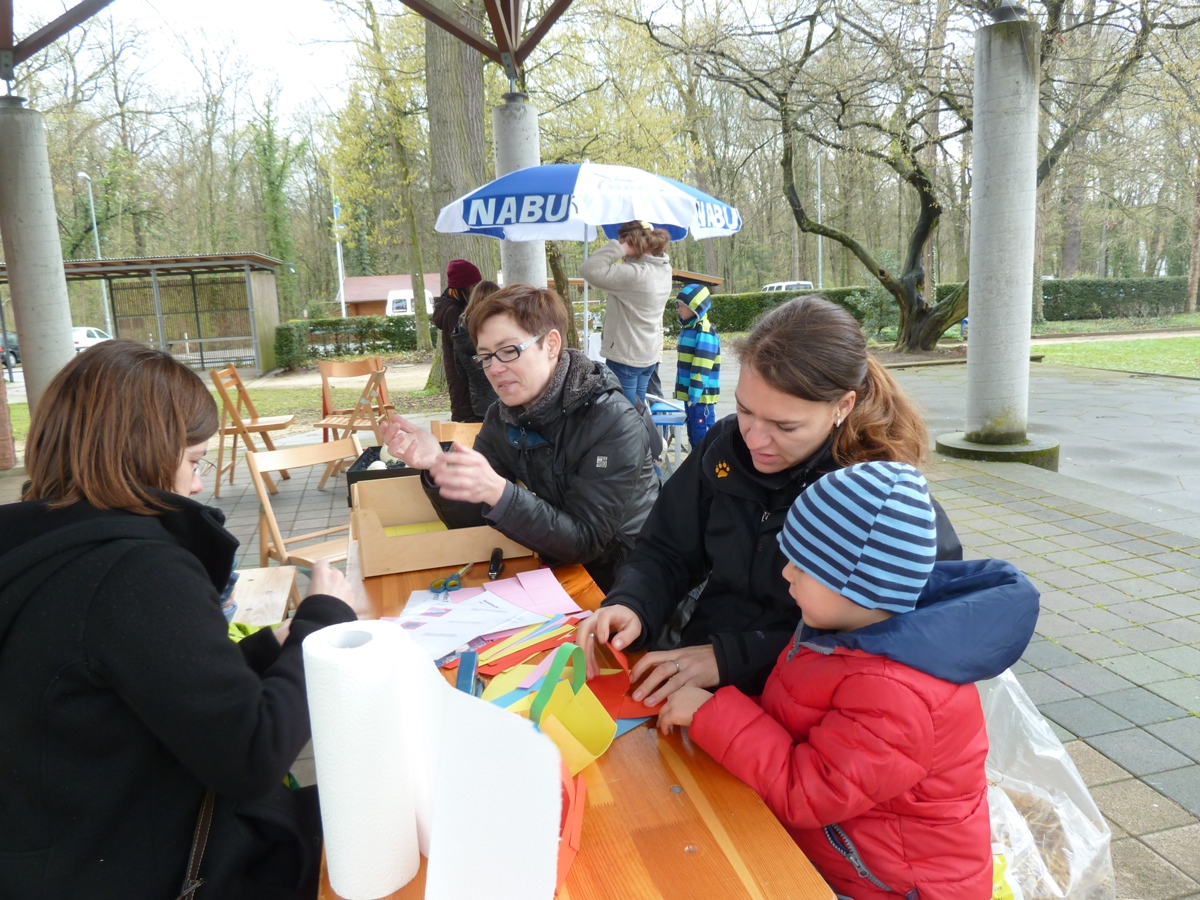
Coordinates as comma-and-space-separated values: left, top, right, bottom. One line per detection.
231, 566, 298, 626
319, 559, 834, 900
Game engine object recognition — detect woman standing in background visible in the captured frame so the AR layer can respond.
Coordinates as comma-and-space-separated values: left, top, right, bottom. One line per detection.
432, 258, 482, 421
579, 221, 673, 406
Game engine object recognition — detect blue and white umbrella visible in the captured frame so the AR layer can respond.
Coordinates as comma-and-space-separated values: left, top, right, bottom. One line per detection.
434, 163, 741, 242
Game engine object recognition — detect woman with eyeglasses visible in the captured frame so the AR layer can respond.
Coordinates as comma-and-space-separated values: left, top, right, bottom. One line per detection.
0, 340, 357, 900
382, 284, 660, 591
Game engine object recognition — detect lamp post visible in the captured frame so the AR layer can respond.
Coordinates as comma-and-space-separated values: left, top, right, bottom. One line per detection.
76, 172, 113, 336
816, 147, 824, 290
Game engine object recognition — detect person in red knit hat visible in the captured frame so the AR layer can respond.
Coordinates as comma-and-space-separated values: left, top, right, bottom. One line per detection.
432, 259, 483, 421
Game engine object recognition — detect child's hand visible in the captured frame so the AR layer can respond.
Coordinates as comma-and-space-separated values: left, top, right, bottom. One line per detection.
657, 686, 713, 735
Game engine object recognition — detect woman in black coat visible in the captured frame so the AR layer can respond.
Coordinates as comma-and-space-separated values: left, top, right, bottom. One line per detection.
0, 341, 357, 900
577, 296, 963, 700
382, 284, 660, 592
450, 280, 501, 421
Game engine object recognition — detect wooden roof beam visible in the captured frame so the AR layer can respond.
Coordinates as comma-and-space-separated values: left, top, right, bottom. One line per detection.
12, 0, 114, 65
394, 0, 503, 64
514, 0, 573, 66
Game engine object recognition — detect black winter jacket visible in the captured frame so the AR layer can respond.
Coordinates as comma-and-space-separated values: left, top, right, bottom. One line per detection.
432, 290, 473, 421
0, 495, 355, 900
450, 316, 498, 421
603, 415, 963, 693
426, 349, 659, 592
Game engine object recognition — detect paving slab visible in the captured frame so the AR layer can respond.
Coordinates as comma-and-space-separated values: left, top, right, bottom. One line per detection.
1090, 778, 1197, 835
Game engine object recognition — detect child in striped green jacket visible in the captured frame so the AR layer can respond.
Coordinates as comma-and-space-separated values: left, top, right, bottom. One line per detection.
673, 283, 721, 449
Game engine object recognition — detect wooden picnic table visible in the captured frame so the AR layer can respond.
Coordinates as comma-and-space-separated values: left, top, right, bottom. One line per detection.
317, 558, 834, 900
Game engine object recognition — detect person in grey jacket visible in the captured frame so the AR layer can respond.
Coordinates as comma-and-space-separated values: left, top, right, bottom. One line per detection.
382, 284, 659, 591
579, 220, 674, 405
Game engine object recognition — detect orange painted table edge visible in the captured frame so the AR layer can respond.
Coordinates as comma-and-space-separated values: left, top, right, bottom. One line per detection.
317, 559, 834, 900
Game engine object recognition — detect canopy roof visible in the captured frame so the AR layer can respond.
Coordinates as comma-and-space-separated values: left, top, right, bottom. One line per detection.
0, 252, 280, 285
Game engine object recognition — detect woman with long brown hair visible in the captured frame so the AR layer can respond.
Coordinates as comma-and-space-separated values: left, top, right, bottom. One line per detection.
578, 295, 962, 701
0, 340, 356, 900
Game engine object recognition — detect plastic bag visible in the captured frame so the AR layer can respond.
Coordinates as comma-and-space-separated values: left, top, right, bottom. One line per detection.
979, 670, 1115, 900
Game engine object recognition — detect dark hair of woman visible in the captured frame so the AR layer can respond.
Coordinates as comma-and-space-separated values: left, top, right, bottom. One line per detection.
616, 220, 671, 258
467, 283, 570, 345
23, 340, 219, 514
733, 295, 928, 466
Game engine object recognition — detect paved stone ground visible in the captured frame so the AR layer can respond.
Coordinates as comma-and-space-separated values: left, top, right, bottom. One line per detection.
5, 356, 1200, 897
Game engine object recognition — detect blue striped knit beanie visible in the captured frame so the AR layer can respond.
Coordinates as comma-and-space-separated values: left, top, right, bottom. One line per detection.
777, 461, 937, 613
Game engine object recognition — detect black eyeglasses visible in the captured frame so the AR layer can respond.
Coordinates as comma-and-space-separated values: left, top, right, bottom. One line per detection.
472, 334, 545, 369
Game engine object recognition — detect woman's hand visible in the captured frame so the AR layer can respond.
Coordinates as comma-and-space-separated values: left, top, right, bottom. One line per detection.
657, 686, 713, 735
381, 415, 444, 470
577, 605, 644, 679
305, 558, 352, 603
630, 644, 720, 707
428, 442, 507, 506
273, 618, 293, 646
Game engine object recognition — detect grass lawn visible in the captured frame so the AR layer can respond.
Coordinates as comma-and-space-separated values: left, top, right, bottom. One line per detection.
1038, 337, 1200, 378
1032, 312, 1200, 335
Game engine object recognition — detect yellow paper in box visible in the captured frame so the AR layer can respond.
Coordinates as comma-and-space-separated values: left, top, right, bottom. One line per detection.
529, 645, 616, 776
383, 521, 448, 538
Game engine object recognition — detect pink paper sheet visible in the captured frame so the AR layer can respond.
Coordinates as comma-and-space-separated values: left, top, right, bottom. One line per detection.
515, 568, 583, 615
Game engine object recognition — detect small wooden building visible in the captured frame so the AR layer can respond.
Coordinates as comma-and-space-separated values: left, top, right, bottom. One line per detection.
338, 274, 442, 317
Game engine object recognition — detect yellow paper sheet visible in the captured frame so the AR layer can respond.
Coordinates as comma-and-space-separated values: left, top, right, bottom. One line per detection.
538, 681, 617, 776
383, 521, 448, 537
477, 623, 577, 665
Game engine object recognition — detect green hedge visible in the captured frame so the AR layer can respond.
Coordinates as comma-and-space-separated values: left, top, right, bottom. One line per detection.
1040, 277, 1187, 319
663, 287, 869, 335
274, 322, 308, 370
273, 316, 437, 369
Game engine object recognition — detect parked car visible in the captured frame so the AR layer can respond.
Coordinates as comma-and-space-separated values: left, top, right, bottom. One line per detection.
762, 280, 814, 292
1, 332, 18, 366
72, 326, 113, 352
385, 289, 435, 317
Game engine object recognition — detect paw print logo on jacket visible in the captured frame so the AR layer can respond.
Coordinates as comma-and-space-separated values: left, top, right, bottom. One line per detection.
715, 461, 731, 478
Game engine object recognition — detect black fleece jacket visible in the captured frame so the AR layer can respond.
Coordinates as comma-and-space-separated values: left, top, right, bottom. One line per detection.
0, 494, 355, 900
425, 349, 659, 592
602, 415, 962, 693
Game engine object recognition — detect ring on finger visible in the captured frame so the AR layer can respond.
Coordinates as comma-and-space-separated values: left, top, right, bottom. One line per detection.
670, 658, 681, 674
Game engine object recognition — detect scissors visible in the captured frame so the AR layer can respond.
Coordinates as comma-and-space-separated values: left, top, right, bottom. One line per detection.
430, 562, 473, 594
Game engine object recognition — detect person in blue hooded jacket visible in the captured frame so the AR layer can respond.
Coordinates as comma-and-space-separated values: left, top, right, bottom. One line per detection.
659, 461, 1039, 900
673, 282, 721, 449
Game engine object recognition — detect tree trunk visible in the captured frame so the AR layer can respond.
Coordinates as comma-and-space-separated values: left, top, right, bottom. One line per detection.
1060, 137, 1085, 277
425, 344, 448, 392
1188, 153, 1200, 313
546, 242, 580, 349
425, 0, 495, 282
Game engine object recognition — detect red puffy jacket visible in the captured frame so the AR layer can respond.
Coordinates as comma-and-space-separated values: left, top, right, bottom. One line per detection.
690, 645, 991, 900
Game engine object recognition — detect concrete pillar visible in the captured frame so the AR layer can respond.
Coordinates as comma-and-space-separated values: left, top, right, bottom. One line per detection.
491, 93, 546, 288
965, 20, 1039, 443
936, 18, 1059, 469
0, 97, 76, 416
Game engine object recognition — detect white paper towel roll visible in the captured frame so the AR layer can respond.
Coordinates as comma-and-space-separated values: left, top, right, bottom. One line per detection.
304, 621, 420, 899
394, 629, 447, 855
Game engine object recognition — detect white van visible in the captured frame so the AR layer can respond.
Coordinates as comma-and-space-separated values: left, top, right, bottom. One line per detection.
386, 288, 436, 317
762, 281, 814, 292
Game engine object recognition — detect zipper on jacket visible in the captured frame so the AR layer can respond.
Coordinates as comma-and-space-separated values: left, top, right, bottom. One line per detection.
823, 824, 899, 893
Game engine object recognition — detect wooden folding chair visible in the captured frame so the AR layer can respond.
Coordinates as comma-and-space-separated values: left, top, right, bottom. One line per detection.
246, 436, 362, 568
316, 358, 393, 428
314, 369, 392, 487
209, 364, 296, 498
429, 420, 484, 445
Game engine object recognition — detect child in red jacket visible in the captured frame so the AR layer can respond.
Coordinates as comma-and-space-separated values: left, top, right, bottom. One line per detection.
659, 461, 1024, 900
